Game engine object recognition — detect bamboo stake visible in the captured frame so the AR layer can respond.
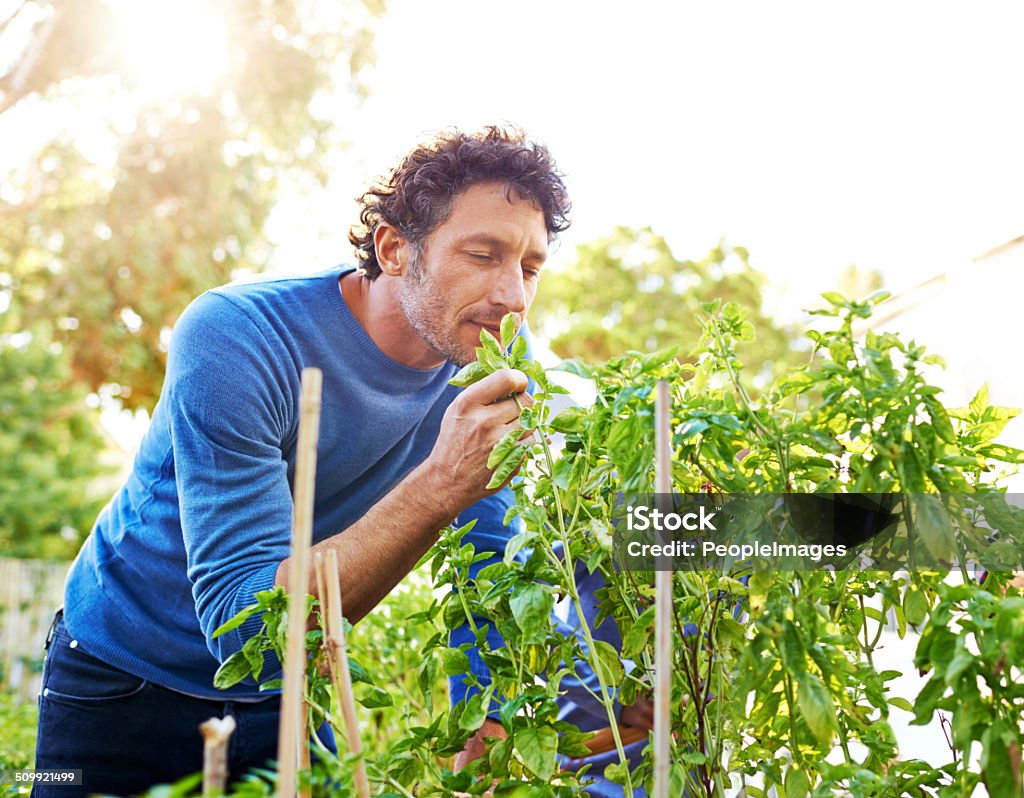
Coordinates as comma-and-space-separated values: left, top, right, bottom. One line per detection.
299, 739, 311, 798
653, 381, 672, 798
322, 547, 370, 798
199, 715, 236, 797
277, 368, 323, 798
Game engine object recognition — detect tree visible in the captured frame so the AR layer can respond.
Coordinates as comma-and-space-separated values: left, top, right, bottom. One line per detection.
0, 0, 384, 556
0, 329, 110, 558
0, 0, 384, 410
530, 226, 799, 383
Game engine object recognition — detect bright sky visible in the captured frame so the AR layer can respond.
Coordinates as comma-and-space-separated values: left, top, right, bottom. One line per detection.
268, 0, 1024, 316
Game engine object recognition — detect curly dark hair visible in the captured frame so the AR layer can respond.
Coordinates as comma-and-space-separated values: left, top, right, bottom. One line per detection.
349, 125, 571, 279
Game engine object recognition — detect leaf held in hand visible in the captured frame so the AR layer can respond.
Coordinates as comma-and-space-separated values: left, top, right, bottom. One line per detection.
449, 361, 489, 388
500, 313, 516, 350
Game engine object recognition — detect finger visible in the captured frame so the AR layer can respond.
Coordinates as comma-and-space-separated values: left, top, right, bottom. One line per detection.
459, 368, 529, 406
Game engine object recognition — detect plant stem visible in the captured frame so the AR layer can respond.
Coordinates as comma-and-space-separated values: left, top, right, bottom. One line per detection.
858, 595, 875, 670
514, 391, 637, 798
782, 672, 803, 770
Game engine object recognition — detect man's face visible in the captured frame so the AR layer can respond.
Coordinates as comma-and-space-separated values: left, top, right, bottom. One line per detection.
396, 181, 549, 367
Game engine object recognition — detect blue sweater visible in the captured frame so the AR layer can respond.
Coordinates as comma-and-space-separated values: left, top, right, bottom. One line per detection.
64, 267, 513, 700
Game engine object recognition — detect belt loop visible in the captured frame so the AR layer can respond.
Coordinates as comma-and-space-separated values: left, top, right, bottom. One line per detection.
44, 606, 64, 651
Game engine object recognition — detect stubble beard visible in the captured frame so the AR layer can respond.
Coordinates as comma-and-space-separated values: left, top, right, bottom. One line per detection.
396, 250, 477, 368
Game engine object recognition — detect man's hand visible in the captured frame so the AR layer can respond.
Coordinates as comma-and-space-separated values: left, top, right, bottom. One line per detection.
279, 371, 532, 629
425, 368, 533, 511
620, 698, 655, 731
455, 717, 507, 772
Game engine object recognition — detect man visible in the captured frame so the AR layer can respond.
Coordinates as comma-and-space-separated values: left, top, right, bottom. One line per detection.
33, 125, 571, 796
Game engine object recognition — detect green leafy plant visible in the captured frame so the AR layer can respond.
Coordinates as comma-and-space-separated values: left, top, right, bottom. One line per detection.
195, 293, 1023, 797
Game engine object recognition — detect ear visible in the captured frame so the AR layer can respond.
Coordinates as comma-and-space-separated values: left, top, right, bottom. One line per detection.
373, 223, 410, 277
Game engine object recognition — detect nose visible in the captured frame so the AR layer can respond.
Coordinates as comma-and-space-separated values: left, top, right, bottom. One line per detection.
489, 260, 528, 315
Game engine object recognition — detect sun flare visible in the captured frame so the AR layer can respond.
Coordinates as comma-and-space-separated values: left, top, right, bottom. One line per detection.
108, 0, 230, 99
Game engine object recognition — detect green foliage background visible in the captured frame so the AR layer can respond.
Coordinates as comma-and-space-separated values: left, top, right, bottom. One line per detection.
530, 227, 799, 384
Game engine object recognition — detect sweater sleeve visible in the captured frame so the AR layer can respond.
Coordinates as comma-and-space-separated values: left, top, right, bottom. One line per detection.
165, 291, 297, 668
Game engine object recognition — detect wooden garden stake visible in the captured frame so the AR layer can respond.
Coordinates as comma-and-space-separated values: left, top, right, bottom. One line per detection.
199, 715, 236, 797
321, 547, 370, 798
653, 380, 672, 798
277, 368, 322, 798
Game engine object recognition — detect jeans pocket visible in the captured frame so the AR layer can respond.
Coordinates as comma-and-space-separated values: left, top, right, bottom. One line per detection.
42, 623, 148, 704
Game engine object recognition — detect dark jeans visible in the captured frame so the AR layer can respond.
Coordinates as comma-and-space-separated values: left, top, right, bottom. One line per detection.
32, 610, 335, 798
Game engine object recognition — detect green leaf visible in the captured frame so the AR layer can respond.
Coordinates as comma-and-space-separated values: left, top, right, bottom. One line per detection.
640, 347, 677, 370
442, 647, 471, 676
558, 729, 597, 758
912, 494, 957, 563
911, 675, 946, 725
503, 529, 536, 565
489, 735, 514, 772
510, 335, 527, 363
553, 358, 594, 379
348, 657, 372, 685
477, 344, 507, 373
418, 653, 438, 714
486, 442, 529, 489
797, 672, 836, 743
212, 603, 260, 637
821, 291, 849, 307
488, 428, 522, 469
213, 649, 253, 689
358, 686, 394, 708
888, 696, 914, 713
500, 313, 516, 350
977, 443, 1024, 464
449, 361, 490, 388
944, 641, 975, 687
549, 406, 586, 433
923, 396, 956, 444
778, 621, 807, 677
590, 639, 625, 685
715, 616, 746, 650
904, 587, 928, 626
981, 719, 1015, 798
785, 766, 811, 798
622, 607, 656, 658
969, 383, 989, 418
678, 750, 707, 765
479, 325, 506, 361
459, 691, 488, 732
675, 418, 710, 441
509, 583, 554, 643
514, 726, 558, 781
241, 635, 264, 676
